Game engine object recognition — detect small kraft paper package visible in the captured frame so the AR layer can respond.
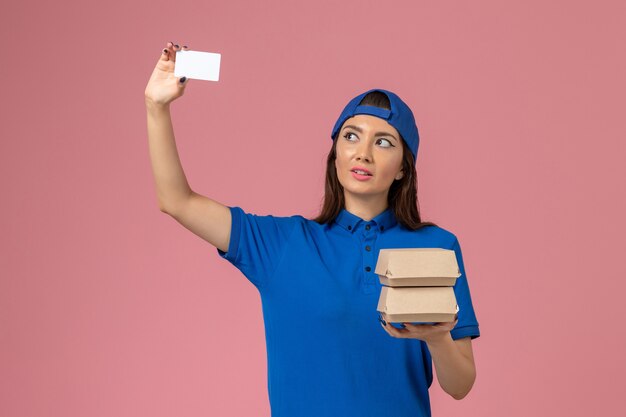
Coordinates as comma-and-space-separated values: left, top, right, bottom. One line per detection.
376, 248, 460, 326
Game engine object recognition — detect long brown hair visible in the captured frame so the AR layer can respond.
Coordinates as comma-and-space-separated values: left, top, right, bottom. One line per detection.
311, 91, 438, 231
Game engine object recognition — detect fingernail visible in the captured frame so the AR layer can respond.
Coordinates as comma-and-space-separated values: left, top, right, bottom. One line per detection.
183, 45, 188, 48
163, 48, 168, 54
180, 77, 186, 83
175, 44, 180, 48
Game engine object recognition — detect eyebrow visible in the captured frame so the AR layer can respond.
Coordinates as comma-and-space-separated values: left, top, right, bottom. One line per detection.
342, 124, 398, 143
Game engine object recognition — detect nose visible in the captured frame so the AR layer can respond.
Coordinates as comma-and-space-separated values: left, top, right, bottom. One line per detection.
355, 143, 372, 162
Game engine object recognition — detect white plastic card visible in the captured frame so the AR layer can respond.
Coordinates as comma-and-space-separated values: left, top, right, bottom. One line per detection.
174, 50, 221, 81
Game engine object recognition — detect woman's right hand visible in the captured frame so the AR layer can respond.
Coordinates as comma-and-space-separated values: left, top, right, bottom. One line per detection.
144, 41, 190, 106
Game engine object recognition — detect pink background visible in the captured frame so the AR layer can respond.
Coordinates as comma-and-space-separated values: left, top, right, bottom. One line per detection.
2, 1, 625, 416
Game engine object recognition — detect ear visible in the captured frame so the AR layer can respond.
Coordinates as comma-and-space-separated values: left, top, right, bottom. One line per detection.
395, 170, 404, 181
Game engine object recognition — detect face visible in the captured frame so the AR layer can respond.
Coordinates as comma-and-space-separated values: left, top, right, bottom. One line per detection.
334, 114, 404, 200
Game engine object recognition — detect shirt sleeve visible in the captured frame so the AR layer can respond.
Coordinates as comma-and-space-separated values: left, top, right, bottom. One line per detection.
449, 237, 481, 340
215, 206, 299, 290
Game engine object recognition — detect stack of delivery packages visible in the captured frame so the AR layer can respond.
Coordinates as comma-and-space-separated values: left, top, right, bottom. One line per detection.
376, 248, 460, 325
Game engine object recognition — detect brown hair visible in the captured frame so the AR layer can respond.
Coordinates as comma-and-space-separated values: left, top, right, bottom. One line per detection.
311, 91, 438, 231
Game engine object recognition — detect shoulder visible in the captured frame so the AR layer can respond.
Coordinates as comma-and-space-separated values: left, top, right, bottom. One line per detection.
403, 223, 459, 248
228, 206, 307, 235
231, 206, 305, 222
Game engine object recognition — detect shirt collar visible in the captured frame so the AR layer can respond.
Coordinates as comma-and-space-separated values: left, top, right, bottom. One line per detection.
334, 207, 398, 233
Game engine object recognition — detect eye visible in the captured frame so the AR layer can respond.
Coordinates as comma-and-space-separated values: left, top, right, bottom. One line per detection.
342, 132, 395, 148
377, 138, 394, 148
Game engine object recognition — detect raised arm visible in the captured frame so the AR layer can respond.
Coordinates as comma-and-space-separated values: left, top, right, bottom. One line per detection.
144, 41, 231, 253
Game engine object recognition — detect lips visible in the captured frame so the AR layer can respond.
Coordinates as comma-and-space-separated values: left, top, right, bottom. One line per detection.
351, 166, 373, 176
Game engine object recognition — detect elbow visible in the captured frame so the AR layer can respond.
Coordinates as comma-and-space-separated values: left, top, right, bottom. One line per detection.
159, 205, 178, 217
448, 385, 472, 400
451, 390, 469, 401
448, 372, 476, 401
158, 200, 177, 215
158, 194, 191, 216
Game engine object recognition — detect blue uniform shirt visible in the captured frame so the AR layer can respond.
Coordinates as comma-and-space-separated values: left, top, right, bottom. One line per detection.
217, 206, 480, 417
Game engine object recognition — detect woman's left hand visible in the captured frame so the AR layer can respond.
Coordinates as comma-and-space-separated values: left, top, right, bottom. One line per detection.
379, 314, 458, 345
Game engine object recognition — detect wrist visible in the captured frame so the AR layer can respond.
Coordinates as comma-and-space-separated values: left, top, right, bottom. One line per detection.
145, 97, 171, 112
425, 331, 454, 351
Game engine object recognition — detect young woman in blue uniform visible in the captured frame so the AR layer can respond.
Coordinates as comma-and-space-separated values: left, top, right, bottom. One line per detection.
146, 41, 480, 417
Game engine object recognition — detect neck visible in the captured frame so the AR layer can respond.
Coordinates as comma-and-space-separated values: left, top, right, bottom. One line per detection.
343, 192, 389, 221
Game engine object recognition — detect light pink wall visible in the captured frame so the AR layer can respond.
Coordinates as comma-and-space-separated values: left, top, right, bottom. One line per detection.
2, 1, 625, 416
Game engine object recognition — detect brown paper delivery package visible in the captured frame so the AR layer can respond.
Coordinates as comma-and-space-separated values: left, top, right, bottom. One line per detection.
375, 248, 461, 323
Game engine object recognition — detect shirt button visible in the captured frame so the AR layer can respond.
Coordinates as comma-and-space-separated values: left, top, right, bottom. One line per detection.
365, 245, 371, 251
365, 225, 371, 231
348, 225, 352, 230
365, 266, 371, 272
380, 226, 385, 231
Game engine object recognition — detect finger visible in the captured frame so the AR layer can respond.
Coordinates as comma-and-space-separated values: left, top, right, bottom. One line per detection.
384, 322, 407, 338
164, 41, 179, 62
161, 41, 175, 62
403, 322, 427, 329
380, 320, 388, 331
378, 316, 394, 335
170, 42, 181, 62
381, 322, 398, 337
177, 76, 189, 88
402, 323, 423, 333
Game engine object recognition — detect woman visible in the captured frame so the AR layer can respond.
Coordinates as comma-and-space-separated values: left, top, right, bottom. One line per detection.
145, 41, 480, 417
